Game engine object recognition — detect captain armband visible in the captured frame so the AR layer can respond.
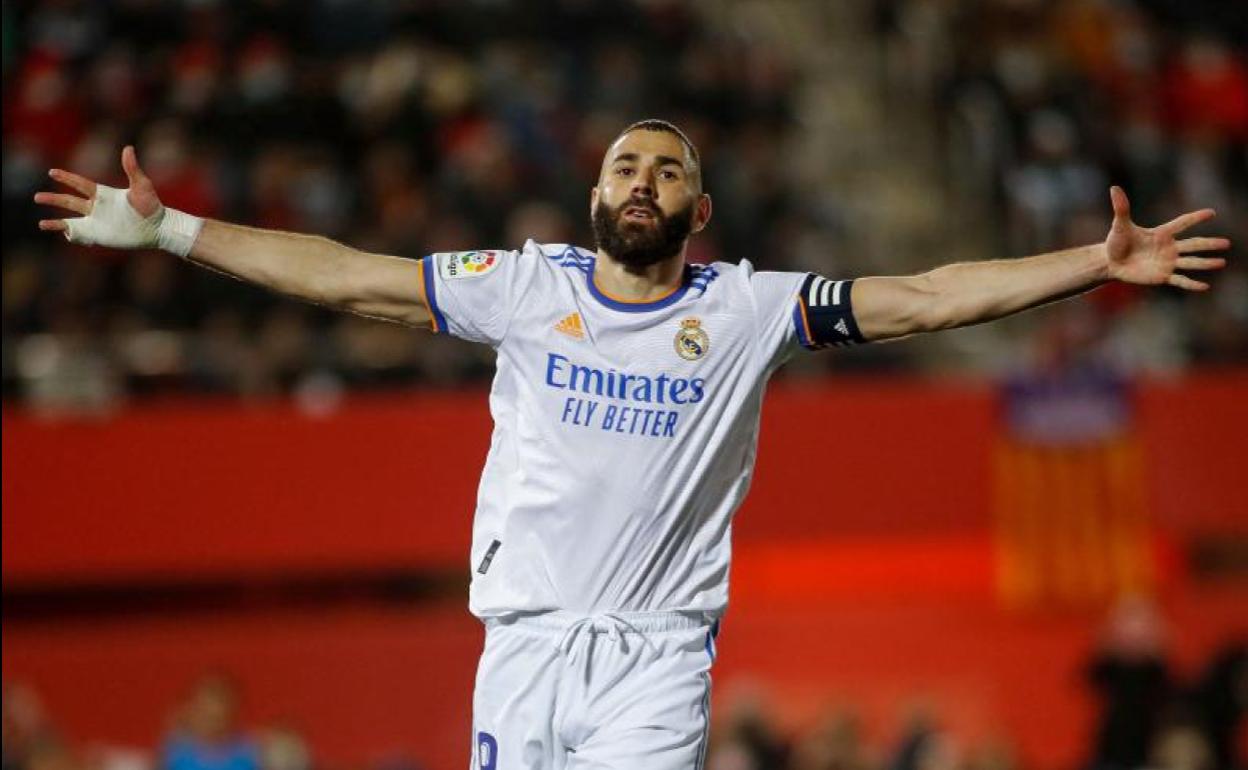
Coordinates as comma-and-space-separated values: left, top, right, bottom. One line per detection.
791, 274, 866, 349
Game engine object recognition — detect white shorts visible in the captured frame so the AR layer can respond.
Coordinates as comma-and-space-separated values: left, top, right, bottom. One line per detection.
471, 610, 719, 770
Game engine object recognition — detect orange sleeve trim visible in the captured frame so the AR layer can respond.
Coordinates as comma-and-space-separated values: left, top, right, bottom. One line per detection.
797, 294, 814, 343
417, 258, 440, 333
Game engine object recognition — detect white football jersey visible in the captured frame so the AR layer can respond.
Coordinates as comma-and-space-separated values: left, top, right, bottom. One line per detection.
418, 241, 863, 618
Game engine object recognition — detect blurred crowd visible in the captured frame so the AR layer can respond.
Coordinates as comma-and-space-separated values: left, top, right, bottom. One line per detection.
708, 602, 1244, 770
2, 0, 801, 411
874, 0, 1247, 372
4, 608, 1243, 770
4, 675, 329, 770
2, 0, 1247, 412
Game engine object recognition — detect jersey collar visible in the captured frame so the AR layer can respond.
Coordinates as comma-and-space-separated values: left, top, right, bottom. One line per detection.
588, 261, 692, 313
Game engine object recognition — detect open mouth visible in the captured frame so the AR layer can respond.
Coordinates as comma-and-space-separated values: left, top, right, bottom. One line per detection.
622, 206, 658, 223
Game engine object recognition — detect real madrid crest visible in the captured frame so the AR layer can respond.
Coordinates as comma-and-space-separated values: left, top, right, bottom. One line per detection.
675, 317, 709, 361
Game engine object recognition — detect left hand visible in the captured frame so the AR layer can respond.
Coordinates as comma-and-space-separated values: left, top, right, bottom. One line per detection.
1105, 186, 1230, 291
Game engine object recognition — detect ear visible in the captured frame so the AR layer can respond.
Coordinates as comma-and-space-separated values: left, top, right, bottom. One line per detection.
691, 193, 712, 234
590, 186, 599, 216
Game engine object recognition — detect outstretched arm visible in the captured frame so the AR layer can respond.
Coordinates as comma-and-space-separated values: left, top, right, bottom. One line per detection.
36, 147, 431, 327
852, 187, 1230, 341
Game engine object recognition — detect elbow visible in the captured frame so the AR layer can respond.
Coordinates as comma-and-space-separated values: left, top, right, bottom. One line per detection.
310, 246, 358, 309
305, 272, 345, 309
912, 269, 997, 333
909, 274, 956, 334
918, 302, 961, 333
856, 273, 959, 340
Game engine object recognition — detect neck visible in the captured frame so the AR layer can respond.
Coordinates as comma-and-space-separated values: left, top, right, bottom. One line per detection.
593, 249, 687, 301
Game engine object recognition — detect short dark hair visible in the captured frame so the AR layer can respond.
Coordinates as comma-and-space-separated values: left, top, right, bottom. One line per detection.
615, 118, 702, 188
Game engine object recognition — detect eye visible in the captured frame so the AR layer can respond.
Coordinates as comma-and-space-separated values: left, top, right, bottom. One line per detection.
616, 167, 634, 177
659, 169, 679, 181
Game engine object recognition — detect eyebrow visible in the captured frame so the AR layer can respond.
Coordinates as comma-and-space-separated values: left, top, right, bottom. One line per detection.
611, 152, 687, 170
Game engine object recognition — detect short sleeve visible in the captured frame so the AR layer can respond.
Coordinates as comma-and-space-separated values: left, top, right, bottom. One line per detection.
747, 268, 808, 372
419, 248, 533, 346
748, 268, 869, 371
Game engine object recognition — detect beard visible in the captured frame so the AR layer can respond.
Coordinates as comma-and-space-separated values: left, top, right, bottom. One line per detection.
592, 197, 695, 272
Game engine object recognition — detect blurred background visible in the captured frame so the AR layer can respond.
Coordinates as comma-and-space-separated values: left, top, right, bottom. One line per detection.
2, 1, 1245, 770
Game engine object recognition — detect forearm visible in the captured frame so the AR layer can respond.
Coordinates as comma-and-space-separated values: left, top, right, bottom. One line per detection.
854, 188, 1229, 342
188, 220, 362, 306
184, 220, 427, 324
853, 243, 1112, 341
920, 243, 1111, 331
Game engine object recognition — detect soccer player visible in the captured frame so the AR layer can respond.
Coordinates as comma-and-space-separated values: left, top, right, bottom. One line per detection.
37, 120, 1228, 769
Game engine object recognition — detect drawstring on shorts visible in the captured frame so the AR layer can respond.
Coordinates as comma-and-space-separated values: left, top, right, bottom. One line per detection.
486, 609, 712, 666
556, 612, 653, 657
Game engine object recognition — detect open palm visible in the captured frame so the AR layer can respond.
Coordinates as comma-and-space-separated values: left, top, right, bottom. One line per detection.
36, 146, 161, 233
1105, 186, 1229, 292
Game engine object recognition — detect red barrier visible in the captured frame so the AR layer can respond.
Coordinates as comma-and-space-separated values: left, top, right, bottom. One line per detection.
2, 392, 491, 585
5, 373, 1246, 587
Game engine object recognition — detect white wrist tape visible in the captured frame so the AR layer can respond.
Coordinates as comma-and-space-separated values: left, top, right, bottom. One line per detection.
156, 207, 205, 257
62, 184, 204, 257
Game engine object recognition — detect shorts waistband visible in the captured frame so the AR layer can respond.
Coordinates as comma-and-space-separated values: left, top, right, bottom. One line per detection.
484, 609, 715, 635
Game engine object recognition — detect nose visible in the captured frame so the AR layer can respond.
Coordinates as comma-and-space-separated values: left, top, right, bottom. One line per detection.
630, 169, 655, 199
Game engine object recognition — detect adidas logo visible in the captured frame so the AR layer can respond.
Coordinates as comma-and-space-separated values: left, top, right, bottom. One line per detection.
554, 312, 586, 340
834, 318, 849, 337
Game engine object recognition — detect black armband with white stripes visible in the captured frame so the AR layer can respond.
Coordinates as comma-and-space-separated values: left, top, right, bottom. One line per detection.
791, 274, 866, 349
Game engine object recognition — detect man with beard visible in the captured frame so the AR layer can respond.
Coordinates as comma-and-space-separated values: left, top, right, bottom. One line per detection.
37, 119, 1229, 769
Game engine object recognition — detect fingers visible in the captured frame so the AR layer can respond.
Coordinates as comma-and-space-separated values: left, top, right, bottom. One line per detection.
1162, 208, 1216, 235
48, 168, 97, 198
121, 145, 149, 187
1168, 273, 1209, 292
1170, 233, 1227, 289
1176, 256, 1227, 271
38, 219, 68, 232
1110, 186, 1131, 223
1177, 236, 1231, 254
33, 191, 92, 216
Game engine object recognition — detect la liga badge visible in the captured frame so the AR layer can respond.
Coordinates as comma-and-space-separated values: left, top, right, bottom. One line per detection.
675, 317, 709, 361
439, 250, 500, 280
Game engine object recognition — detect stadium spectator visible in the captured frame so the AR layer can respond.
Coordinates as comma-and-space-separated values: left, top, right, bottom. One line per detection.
3, 683, 58, 770
1085, 596, 1176, 770
1148, 722, 1216, 770
791, 706, 876, 770
256, 727, 309, 770
708, 685, 790, 770
1189, 640, 1247, 770
160, 675, 258, 770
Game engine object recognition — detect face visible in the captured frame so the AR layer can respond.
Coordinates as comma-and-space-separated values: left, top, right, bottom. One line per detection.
591, 130, 710, 271
185, 678, 237, 740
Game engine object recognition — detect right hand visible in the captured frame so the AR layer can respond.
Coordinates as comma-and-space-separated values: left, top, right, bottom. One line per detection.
36, 146, 166, 249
